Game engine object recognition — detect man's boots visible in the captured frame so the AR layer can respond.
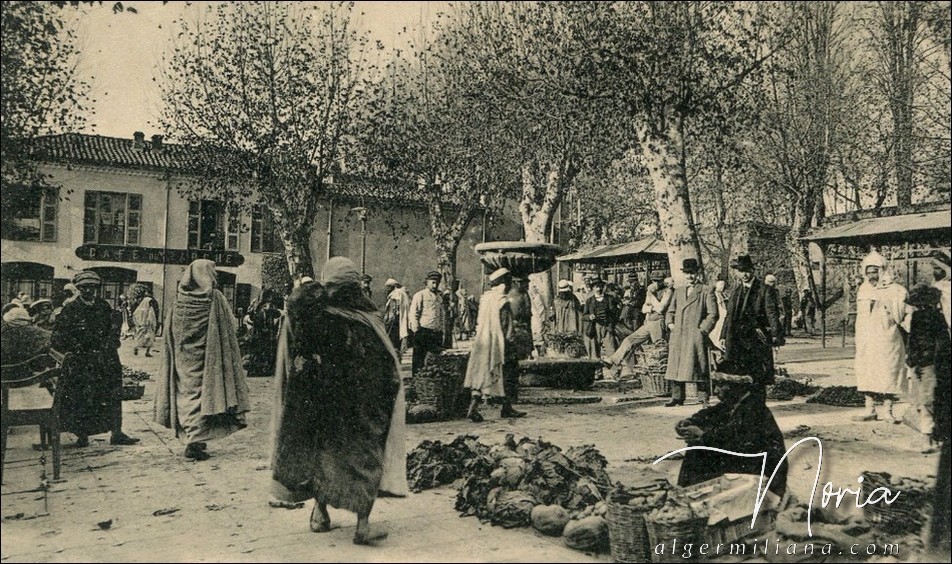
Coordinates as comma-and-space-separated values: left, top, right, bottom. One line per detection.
500, 398, 526, 419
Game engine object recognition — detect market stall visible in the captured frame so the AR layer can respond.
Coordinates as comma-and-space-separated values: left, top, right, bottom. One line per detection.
801, 206, 951, 347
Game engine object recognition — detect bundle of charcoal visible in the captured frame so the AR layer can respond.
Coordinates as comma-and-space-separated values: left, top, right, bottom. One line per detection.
766, 377, 819, 401
805, 385, 867, 407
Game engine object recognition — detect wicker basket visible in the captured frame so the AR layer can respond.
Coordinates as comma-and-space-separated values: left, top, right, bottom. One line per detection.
861, 472, 928, 534
636, 340, 669, 397
645, 514, 706, 563
606, 502, 653, 563
414, 351, 468, 420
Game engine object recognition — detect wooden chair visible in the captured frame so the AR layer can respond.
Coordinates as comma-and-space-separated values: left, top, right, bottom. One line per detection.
1, 353, 62, 483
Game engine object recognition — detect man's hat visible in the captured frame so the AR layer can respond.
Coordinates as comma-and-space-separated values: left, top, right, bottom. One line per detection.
681, 258, 700, 274
590, 277, 605, 287
489, 268, 511, 285
361, 274, 373, 283
385, 278, 399, 286
557, 279, 572, 290
627, 273, 639, 281
28, 298, 52, 313
426, 271, 442, 282
73, 270, 102, 287
764, 274, 777, 286
730, 255, 755, 273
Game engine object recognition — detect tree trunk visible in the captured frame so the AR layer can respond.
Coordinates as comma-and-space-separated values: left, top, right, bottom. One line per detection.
280, 227, 315, 282
787, 193, 817, 299
520, 159, 574, 346
636, 118, 704, 287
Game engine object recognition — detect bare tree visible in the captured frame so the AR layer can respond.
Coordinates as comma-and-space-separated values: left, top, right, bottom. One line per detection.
158, 1, 373, 279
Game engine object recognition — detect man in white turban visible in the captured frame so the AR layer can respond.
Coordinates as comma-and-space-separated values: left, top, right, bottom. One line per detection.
853, 251, 909, 423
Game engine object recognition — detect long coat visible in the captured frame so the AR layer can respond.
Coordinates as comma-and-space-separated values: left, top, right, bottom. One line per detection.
665, 284, 718, 383
719, 278, 782, 387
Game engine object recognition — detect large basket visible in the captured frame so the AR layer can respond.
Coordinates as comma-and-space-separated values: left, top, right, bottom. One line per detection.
861, 472, 928, 534
414, 351, 468, 420
606, 502, 653, 563
645, 515, 706, 563
636, 340, 669, 397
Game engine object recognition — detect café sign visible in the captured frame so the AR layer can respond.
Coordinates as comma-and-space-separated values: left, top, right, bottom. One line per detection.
75, 244, 245, 268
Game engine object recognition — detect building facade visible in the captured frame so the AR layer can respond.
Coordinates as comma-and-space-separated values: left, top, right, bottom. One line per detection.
1, 133, 520, 319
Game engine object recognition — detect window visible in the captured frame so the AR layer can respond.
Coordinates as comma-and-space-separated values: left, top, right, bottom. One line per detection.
188, 200, 240, 251
1, 186, 57, 242
83, 191, 142, 245
251, 205, 283, 253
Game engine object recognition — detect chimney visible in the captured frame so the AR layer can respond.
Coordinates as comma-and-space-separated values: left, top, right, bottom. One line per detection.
133, 131, 145, 149
151, 134, 163, 151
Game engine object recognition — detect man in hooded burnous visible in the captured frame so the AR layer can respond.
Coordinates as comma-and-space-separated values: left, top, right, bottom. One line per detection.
271, 257, 407, 545
464, 268, 528, 422
853, 251, 908, 423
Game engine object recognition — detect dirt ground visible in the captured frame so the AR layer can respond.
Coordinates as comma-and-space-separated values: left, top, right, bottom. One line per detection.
1, 336, 941, 563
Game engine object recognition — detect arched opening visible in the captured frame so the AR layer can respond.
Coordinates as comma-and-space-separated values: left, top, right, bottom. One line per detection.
1, 261, 54, 305
87, 266, 138, 309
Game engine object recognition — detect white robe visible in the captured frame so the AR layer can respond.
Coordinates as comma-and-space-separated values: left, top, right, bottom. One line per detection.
463, 287, 508, 397
854, 280, 908, 395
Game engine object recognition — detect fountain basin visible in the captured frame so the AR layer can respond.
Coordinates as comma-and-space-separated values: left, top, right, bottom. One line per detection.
474, 241, 561, 277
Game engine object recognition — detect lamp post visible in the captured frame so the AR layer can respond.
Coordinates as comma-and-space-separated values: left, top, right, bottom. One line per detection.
352, 206, 369, 274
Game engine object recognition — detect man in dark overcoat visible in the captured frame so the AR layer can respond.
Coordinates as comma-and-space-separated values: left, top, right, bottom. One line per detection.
718, 255, 783, 402
664, 258, 718, 407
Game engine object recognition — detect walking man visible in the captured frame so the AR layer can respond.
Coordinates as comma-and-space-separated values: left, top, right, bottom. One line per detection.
409, 271, 445, 376
718, 255, 783, 402
664, 258, 718, 407
383, 278, 411, 352
464, 268, 527, 422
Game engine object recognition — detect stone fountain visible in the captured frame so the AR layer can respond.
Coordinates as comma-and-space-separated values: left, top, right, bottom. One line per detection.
474, 241, 602, 390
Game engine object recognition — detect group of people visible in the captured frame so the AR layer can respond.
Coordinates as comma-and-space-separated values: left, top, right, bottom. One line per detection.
4, 248, 948, 550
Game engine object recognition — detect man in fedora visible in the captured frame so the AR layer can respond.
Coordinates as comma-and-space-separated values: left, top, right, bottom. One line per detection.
409, 270, 446, 376
718, 255, 783, 402
664, 258, 718, 406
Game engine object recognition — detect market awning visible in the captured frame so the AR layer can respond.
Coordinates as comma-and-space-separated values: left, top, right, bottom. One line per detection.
801, 210, 951, 247
557, 237, 667, 264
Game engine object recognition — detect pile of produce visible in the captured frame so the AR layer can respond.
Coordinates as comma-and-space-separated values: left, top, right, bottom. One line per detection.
766, 377, 818, 401
805, 385, 866, 407
406, 435, 486, 492
407, 434, 616, 553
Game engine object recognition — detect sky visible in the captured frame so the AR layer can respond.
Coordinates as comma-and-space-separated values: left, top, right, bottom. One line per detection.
65, 1, 446, 139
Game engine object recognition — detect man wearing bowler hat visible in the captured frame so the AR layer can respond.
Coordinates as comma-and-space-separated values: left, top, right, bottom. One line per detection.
664, 258, 718, 407
718, 255, 783, 402
409, 270, 446, 376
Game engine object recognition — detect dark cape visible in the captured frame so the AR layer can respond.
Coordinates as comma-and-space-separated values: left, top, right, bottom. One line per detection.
677, 391, 788, 496
270, 283, 404, 514
51, 298, 122, 436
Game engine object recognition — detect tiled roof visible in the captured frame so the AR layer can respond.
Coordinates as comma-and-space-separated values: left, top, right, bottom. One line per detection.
32, 133, 185, 172
29, 133, 430, 206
